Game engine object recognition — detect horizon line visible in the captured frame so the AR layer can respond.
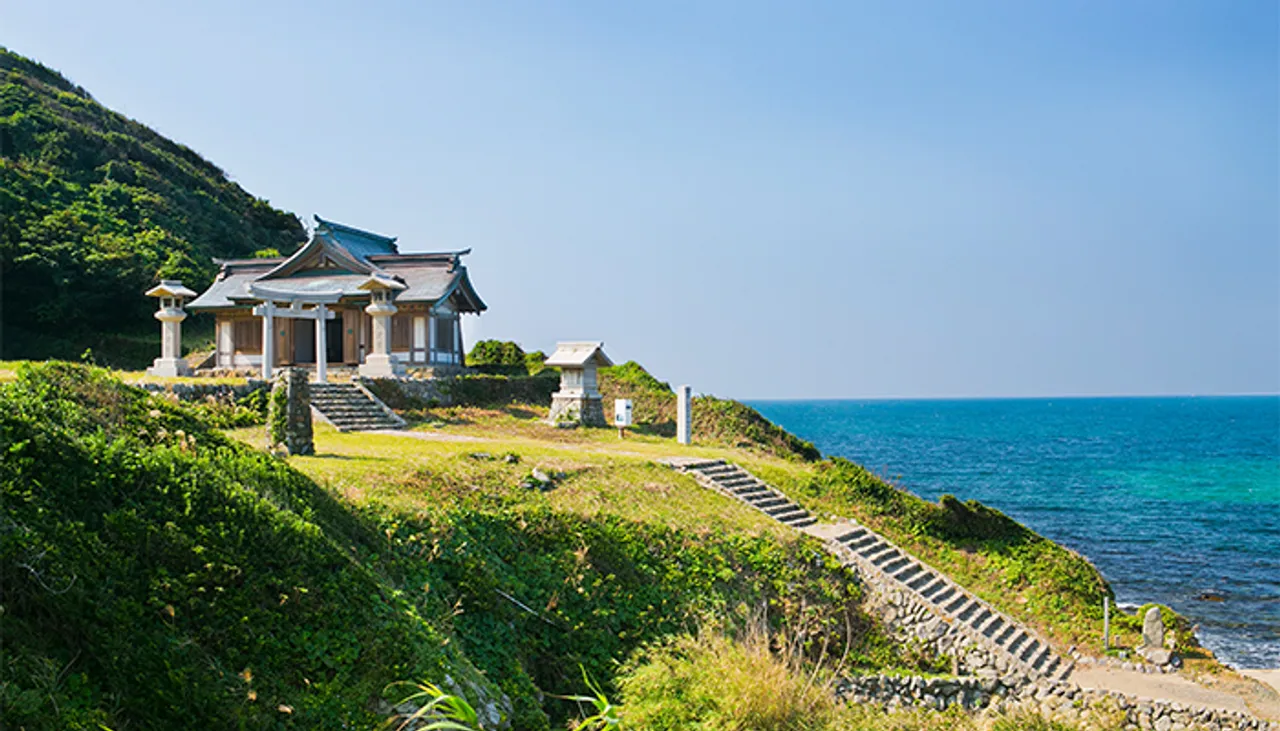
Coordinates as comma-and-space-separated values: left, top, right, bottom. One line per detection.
740, 392, 1280, 403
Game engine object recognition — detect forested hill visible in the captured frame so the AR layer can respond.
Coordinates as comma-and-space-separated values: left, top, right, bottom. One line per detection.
0, 47, 306, 365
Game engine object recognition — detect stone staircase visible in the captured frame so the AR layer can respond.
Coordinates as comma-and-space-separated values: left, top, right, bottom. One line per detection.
309, 383, 405, 432
672, 459, 818, 528
830, 523, 1072, 682
663, 458, 1072, 683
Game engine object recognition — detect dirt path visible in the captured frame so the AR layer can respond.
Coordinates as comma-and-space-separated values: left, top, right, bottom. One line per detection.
368, 429, 490, 442
1241, 670, 1280, 695
1072, 666, 1253, 715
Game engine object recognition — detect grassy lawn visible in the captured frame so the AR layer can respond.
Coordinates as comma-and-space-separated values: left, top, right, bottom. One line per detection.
228, 415, 792, 541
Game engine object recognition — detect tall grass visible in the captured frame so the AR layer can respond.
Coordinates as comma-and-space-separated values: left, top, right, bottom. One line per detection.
614, 624, 1126, 731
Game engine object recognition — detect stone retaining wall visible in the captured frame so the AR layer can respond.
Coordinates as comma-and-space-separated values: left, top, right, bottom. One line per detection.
859, 575, 1007, 677
837, 674, 1276, 730
137, 380, 267, 401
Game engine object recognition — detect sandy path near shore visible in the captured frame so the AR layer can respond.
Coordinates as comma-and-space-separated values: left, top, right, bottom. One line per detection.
1241, 670, 1280, 695
1071, 666, 1252, 715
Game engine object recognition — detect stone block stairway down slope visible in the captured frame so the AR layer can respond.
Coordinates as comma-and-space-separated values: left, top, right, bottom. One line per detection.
663, 458, 1073, 684
310, 383, 405, 432
675, 460, 818, 529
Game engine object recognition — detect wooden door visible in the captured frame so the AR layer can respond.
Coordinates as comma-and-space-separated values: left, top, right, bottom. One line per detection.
343, 308, 358, 364
274, 317, 287, 367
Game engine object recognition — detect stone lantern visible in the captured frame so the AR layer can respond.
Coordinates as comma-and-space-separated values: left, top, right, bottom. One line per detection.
145, 280, 197, 377
544, 341, 613, 426
358, 274, 407, 378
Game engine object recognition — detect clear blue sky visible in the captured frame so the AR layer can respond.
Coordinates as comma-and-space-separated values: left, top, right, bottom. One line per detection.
5, 1, 1277, 398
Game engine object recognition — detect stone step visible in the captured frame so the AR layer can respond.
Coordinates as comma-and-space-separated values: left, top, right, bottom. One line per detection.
978, 614, 1003, 636
944, 595, 970, 615
968, 608, 991, 631
1018, 639, 1041, 663
919, 578, 948, 600
837, 528, 869, 544
931, 585, 956, 606
753, 497, 791, 510
842, 534, 878, 552
894, 564, 922, 584
769, 503, 807, 517
761, 502, 803, 518
881, 556, 911, 575
774, 509, 812, 524
784, 515, 817, 528
861, 544, 895, 563
994, 624, 1017, 646
1006, 633, 1028, 655
982, 615, 1005, 637
870, 548, 902, 567
906, 572, 934, 592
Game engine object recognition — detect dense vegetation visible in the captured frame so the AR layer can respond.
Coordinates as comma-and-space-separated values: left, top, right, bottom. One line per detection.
1, 363, 910, 729
0, 363, 483, 728
0, 48, 305, 366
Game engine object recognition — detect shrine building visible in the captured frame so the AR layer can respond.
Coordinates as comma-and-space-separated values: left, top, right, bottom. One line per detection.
186, 216, 486, 380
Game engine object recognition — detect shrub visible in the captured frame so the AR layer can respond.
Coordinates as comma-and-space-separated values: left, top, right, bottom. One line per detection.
467, 340, 531, 375
616, 628, 837, 731
0, 362, 495, 729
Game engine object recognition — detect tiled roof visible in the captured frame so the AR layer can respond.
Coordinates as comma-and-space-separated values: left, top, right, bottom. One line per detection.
545, 342, 613, 367
314, 215, 398, 258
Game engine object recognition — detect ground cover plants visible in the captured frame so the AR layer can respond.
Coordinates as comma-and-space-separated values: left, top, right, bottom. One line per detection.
0, 363, 493, 729
2, 363, 925, 729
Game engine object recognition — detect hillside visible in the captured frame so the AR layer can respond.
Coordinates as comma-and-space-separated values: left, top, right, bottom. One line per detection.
0, 48, 305, 366
0, 362, 914, 729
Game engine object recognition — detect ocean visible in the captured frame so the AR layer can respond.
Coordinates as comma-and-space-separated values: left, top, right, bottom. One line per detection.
748, 397, 1280, 669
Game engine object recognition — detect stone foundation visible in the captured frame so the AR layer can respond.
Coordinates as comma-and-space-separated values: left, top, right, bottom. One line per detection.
837, 674, 1276, 730
138, 381, 268, 402
547, 393, 605, 426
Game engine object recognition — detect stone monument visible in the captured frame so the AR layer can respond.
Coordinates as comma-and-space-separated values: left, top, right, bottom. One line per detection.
269, 368, 314, 455
145, 280, 197, 377
676, 384, 692, 445
1139, 606, 1175, 665
544, 342, 612, 426
1141, 606, 1163, 649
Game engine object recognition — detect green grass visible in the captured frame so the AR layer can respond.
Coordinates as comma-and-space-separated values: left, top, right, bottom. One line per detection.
5, 362, 925, 729
0, 362, 487, 730
325, 396, 1131, 659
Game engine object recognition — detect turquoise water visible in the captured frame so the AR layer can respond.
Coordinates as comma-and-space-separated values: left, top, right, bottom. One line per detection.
749, 397, 1280, 668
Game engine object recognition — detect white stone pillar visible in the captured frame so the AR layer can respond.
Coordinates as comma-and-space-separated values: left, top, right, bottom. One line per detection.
314, 304, 328, 384
148, 297, 192, 377
261, 306, 275, 381
359, 295, 404, 378
676, 384, 692, 445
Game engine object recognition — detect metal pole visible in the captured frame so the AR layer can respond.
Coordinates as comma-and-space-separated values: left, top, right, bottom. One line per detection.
1103, 596, 1111, 650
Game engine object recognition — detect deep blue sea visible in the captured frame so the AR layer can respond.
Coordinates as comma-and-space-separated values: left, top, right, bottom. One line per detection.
749, 397, 1280, 669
